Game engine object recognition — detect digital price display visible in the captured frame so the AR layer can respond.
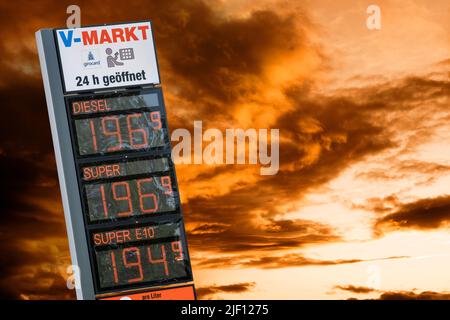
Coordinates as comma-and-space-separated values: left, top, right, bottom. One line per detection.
85, 174, 177, 222
82, 158, 178, 222
92, 222, 190, 289
63, 89, 194, 297
37, 22, 195, 300
71, 93, 167, 156
75, 112, 166, 155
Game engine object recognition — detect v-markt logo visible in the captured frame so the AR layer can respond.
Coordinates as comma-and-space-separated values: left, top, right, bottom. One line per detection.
58, 25, 150, 47
81, 49, 101, 68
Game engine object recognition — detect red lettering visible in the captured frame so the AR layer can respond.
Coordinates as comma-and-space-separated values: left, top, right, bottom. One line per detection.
93, 233, 101, 246
112, 164, 120, 176
99, 29, 112, 44
83, 168, 92, 180
72, 102, 81, 114
82, 24, 150, 47
82, 30, 98, 45
108, 231, 116, 243
83, 164, 121, 181
123, 230, 131, 242
73, 99, 110, 114
98, 166, 106, 176
111, 28, 125, 42
83, 101, 90, 112
98, 99, 110, 112
116, 231, 124, 243
137, 25, 149, 40
125, 26, 138, 41
135, 228, 143, 240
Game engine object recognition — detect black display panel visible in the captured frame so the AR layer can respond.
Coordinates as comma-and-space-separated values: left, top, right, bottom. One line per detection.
71, 93, 159, 115
96, 240, 188, 288
66, 89, 193, 295
75, 112, 166, 155
85, 175, 177, 222
92, 222, 190, 289
82, 158, 170, 181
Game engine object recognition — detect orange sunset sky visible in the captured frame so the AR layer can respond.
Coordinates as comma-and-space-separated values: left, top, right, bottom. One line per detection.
0, 0, 449, 300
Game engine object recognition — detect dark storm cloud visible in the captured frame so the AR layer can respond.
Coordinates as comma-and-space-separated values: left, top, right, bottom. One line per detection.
334, 285, 450, 300
375, 196, 450, 231
184, 88, 397, 253
185, 67, 450, 253
350, 76, 450, 110
158, 9, 303, 105
0, 153, 72, 299
0, 84, 53, 154
196, 282, 256, 299
0, 238, 75, 300
336, 285, 450, 300
377, 290, 450, 300
334, 285, 376, 294
191, 223, 230, 235
187, 217, 340, 253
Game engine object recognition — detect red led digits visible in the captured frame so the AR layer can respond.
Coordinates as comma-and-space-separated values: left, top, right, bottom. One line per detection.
171, 241, 184, 261
102, 116, 122, 152
82, 112, 163, 155
58, 89, 194, 292
150, 111, 162, 129
137, 178, 158, 213
122, 247, 144, 283
100, 185, 109, 218
111, 182, 133, 217
148, 244, 169, 276
89, 120, 98, 153
161, 176, 173, 195
106, 241, 184, 285
127, 114, 148, 148
110, 251, 119, 284
92, 176, 173, 220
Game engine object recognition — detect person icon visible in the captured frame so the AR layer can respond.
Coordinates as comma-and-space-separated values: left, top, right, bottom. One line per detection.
106, 48, 124, 67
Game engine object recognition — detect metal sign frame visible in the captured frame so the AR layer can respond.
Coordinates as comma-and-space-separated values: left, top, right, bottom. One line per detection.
36, 23, 194, 300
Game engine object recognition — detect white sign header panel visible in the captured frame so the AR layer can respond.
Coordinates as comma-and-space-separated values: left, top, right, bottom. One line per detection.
56, 22, 160, 93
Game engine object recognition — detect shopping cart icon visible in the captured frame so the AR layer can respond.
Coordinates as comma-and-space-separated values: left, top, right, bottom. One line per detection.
119, 48, 135, 60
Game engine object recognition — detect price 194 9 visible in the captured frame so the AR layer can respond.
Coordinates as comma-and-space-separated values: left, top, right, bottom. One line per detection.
96, 241, 188, 288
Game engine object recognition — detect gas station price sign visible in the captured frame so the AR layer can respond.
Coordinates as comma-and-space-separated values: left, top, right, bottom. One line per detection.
92, 221, 191, 289
70, 91, 168, 156
66, 89, 194, 296
36, 22, 195, 300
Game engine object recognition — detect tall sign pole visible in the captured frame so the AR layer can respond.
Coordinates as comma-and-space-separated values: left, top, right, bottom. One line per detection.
36, 21, 195, 300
